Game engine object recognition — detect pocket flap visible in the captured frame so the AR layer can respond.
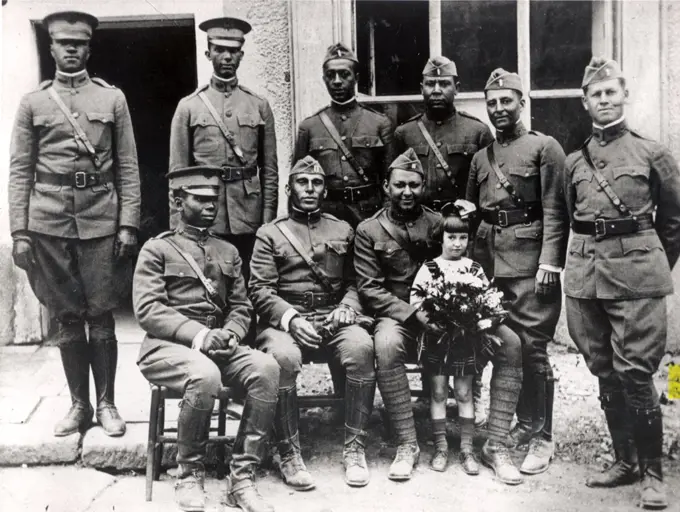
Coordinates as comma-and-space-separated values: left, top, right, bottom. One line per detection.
218, 260, 237, 277
573, 169, 593, 184
568, 238, 585, 257
374, 241, 401, 254
33, 114, 64, 127
237, 113, 263, 127
413, 144, 430, 157
164, 262, 196, 278
614, 166, 650, 181
191, 113, 218, 127
509, 166, 538, 178
351, 135, 384, 149
514, 226, 542, 240
86, 112, 114, 124
309, 137, 337, 151
325, 241, 348, 255
621, 234, 664, 255
446, 143, 478, 155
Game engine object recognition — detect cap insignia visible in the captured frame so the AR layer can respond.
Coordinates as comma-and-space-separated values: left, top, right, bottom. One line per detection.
605, 68, 610, 77
499, 79, 503, 87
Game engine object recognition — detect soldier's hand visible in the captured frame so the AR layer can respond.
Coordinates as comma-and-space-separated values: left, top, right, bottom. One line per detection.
12, 238, 35, 271
290, 316, 322, 350
535, 268, 561, 299
326, 305, 357, 331
209, 332, 239, 361
115, 227, 138, 261
203, 328, 232, 352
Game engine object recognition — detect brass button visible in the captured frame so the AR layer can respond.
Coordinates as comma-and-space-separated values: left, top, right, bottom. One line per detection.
437, 187, 443, 192
502, 143, 508, 148
224, 92, 231, 97
207, 256, 212, 261
600, 141, 607, 146
225, 111, 232, 117
341, 135, 347, 141
598, 161, 606, 169
436, 141, 442, 147
496, 183, 502, 189
341, 115, 347, 121
343, 176, 349, 181
341, 156, 347, 161
72, 112, 79, 119
525, 172, 530, 176
463, 152, 468, 156
436, 164, 442, 169
70, 90, 77, 95
436, 121, 442, 126
408, 222, 414, 227
179, 272, 185, 277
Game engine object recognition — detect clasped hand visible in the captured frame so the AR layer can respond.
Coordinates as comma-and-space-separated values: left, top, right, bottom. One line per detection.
202, 328, 239, 360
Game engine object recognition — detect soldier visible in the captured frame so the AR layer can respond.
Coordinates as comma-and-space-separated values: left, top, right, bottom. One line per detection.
169, 17, 278, 282
9, 11, 140, 438
466, 69, 569, 475
292, 42, 395, 228
564, 57, 680, 510
354, 149, 524, 484
249, 156, 376, 489
394, 56, 494, 425
134, 166, 279, 512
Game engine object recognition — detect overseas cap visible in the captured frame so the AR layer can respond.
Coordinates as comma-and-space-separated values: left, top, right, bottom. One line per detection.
389, 148, 424, 176
323, 42, 359, 65
485, 68, 523, 94
290, 156, 325, 177
42, 11, 98, 41
199, 17, 252, 49
582, 56, 623, 89
167, 166, 221, 197
422, 56, 458, 77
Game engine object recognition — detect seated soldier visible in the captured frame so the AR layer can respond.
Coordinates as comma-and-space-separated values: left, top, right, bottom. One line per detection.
249, 156, 377, 489
133, 166, 280, 512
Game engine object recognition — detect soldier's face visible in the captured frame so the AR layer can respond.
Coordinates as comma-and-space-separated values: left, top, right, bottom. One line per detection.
323, 60, 357, 103
486, 89, 524, 130
50, 39, 90, 73
421, 77, 457, 109
384, 169, 424, 213
582, 78, 628, 125
287, 173, 326, 212
206, 44, 244, 79
177, 193, 218, 227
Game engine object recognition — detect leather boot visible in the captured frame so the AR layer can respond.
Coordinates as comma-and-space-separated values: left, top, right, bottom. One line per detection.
481, 440, 523, 485
89, 312, 126, 436
55, 339, 94, 437
521, 375, 555, 475
507, 379, 534, 448
633, 407, 667, 510
586, 392, 639, 488
343, 377, 376, 487
176, 400, 213, 512
274, 386, 315, 491
226, 395, 277, 512
473, 373, 487, 428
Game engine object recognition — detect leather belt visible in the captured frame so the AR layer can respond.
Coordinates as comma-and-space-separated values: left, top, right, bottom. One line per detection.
186, 313, 224, 329
481, 203, 543, 227
281, 291, 343, 309
35, 170, 114, 189
572, 214, 654, 239
326, 184, 378, 204
219, 166, 257, 182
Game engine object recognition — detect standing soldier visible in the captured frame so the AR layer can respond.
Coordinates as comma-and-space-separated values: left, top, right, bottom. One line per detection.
564, 57, 680, 510
466, 69, 569, 475
293, 42, 395, 228
134, 166, 279, 512
169, 17, 278, 281
249, 156, 376, 489
394, 56, 494, 425
9, 11, 140, 438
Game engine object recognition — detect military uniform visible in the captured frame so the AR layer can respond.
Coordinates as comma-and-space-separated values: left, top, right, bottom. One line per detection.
564, 59, 680, 509
292, 43, 395, 228
8, 11, 140, 438
134, 165, 279, 512
249, 156, 375, 488
169, 20, 278, 281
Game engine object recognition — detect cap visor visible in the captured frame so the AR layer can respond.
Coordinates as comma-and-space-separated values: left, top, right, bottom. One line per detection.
208, 39, 243, 49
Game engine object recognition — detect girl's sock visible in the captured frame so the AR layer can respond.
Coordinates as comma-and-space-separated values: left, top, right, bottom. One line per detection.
432, 418, 448, 452
459, 416, 475, 453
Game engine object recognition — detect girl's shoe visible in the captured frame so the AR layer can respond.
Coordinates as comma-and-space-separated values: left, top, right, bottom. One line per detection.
460, 450, 480, 475
430, 450, 448, 472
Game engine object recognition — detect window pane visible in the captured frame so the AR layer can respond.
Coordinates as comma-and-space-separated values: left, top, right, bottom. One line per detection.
441, 1, 518, 92
531, 98, 592, 155
530, 0, 592, 89
356, 0, 429, 96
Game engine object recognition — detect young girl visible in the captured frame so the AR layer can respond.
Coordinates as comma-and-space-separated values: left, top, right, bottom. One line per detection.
410, 203, 505, 475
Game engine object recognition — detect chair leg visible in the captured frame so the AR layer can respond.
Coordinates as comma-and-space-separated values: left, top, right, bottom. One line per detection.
146, 385, 161, 502
217, 396, 227, 479
154, 388, 166, 481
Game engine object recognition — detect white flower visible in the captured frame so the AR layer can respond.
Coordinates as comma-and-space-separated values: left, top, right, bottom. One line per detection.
477, 319, 493, 330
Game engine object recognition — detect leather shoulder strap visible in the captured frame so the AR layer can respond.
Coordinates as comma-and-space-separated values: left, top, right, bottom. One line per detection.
197, 91, 246, 164
486, 144, 524, 207
48, 86, 102, 169
319, 111, 370, 183
581, 140, 631, 217
275, 223, 335, 292
417, 119, 461, 187
163, 238, 227, 310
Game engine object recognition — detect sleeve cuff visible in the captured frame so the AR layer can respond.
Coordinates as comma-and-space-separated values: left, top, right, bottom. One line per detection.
191, 328, 210, 352
539, 264, 562, 273
280, 308, 299, 333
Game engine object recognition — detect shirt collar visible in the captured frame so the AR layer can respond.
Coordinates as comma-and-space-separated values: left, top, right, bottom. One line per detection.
330, 97, 358, 113
210, 74, 239, 93
496, 120, 527, 144
289, 205, 322, 224
387, 205, 423, 224
54, 69, 90, 88
176, 221, 213, 241
592, 117, 628, 143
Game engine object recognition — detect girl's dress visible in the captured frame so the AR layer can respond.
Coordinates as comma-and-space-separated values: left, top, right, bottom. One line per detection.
410, 256, 497, 377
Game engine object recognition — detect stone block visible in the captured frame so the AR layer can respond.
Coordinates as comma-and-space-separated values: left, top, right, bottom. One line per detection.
0, 423, 80, 465
0, 395, 41, 424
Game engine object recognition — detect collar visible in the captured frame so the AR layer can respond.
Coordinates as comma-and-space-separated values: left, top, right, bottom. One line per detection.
54, 69, 90, 88
592, 117, 628, 143
210, 74, 239, 93
176, 221, 212, 241
496, 121, 527, 144
289, 205, 322, 224
425, 105, 457, 124
330, 97, 358, 113
387, 205, 423, 224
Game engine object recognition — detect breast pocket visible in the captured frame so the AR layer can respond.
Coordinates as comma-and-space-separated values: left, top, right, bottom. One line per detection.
351, 135, 384, 168
324, 240, 348, 277
508, 166, 540, 202
309, 137, 338, 159
572, 169, 594, 211
374, 240, 409, 269
33, 114, 65, 139
613, 166, 651, 210
85, 112, 114, 150
237, 113, 263, 151
191, 114, 222, 154
163, 262, 198, 293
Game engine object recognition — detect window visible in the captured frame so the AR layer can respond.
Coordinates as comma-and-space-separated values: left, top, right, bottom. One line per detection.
355, 0, 615, 153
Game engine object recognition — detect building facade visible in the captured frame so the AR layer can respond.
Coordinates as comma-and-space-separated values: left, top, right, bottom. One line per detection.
1, 0, 679, 346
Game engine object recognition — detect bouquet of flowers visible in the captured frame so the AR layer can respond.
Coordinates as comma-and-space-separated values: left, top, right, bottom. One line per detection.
411, 267, 508, 363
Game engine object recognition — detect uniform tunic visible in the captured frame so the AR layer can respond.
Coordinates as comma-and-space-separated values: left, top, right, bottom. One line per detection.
564, 120, 680, 395
395, 110, 493, 209
293, 102, 395, 227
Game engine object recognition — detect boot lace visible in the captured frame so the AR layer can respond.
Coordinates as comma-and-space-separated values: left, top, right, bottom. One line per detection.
344, 441, 365, 467
394, 444, 416, 463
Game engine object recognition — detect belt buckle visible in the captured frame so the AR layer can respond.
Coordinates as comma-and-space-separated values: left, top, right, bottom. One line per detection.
205, 315, 216, 329
497, 210, 509, 228
74, 172, 87, 189
344, 187, 353, 203
303, 291, 315, 310
594, 218, 607, 239
221, 167, 232, 182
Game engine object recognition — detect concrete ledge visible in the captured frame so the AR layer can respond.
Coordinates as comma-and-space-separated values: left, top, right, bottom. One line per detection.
0, 423, 80, 465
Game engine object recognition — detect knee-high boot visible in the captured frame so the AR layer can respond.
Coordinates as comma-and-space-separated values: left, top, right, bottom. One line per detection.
520, 374, 555, 474
632, 407, 666, 510
343, 377, 376, 487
